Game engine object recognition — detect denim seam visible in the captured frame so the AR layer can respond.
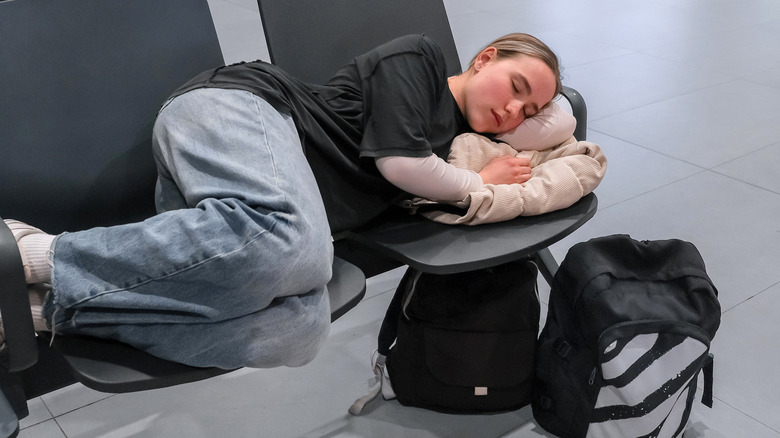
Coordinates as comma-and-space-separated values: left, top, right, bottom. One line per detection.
250, 93, 281, 194
65, 227, 271, 308
48, 233, 67, 309
249, 92, 297, 214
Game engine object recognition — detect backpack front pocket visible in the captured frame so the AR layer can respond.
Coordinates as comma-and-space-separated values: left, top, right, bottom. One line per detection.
586, 321, 711, 438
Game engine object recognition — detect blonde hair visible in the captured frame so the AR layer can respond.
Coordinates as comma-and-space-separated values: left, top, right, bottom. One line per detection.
468, 33, 563, 97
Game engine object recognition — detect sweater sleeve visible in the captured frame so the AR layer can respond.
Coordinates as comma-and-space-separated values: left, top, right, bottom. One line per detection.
375, 154, 483, 201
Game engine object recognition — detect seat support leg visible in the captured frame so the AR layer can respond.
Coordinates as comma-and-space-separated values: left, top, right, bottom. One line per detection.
533, 247, 559, 286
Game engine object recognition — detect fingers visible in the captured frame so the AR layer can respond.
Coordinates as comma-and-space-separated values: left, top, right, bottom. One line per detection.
503, 155, 532, 167
514, 168, 532, 184
497, 156, 532, 183
479, 155, 533, 185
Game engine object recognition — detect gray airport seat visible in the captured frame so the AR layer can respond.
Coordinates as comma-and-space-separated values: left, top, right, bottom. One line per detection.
257, 0, 597, 282
0, 0, 365, 434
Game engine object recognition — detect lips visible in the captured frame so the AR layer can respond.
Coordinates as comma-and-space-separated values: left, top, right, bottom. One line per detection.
492, 110, 502, 129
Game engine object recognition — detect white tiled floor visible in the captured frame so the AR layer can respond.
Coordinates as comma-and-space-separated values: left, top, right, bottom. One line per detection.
18, 0, 780, 436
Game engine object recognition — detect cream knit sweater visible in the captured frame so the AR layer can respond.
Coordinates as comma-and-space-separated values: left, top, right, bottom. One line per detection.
407, 132, 607, 225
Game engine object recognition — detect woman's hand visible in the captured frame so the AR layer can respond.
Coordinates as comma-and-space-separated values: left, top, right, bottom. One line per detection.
478, 155, 533, 185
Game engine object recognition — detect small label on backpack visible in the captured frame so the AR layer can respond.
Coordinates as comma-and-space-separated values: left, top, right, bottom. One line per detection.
475, 387, 488, 396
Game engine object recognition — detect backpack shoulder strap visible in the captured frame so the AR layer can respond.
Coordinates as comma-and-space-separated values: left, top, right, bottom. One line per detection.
350, 267, 420, 415
377, 267, 419, 356
701, 353, 715, 408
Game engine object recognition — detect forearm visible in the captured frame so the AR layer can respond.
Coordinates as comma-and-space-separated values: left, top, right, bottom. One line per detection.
375, 154, 483, 201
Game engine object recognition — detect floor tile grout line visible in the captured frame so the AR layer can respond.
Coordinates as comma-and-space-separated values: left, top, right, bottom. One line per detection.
591, 168, 710, 213
39, 392, 119, 427
587, 126, 714, 170
52, 418, 67, 438
709, 168, 780, 198
588, 125, 780, 180
710, 395, 780, 435
584, 74, 740, 125
18, 398, 56, 431
721, 279, 780, 316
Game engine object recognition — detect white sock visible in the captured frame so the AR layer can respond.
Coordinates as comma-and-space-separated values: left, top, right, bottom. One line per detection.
18, 233, 56, 284
28, 284, 51, 332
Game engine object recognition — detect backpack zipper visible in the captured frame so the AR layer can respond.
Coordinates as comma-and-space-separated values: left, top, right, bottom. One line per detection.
588, 366, 598, 385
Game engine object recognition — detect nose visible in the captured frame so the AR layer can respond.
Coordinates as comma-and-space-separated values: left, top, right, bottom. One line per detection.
507, 99, 526, 123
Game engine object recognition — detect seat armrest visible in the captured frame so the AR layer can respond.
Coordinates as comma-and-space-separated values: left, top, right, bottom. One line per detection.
328, 257, 366, 322
561, 86, 587, 141
0, 219, 38, 372
344, 193, 598, 275
41, 333, 233, 393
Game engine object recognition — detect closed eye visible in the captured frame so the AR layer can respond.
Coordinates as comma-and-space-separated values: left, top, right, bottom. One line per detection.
515, 74, 531, 96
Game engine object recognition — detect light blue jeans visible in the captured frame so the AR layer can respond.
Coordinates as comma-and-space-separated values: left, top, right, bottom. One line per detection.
44, 89, 333, 369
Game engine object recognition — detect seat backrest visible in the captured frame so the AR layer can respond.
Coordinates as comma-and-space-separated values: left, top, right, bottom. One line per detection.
0, 0, 225, 234
257, 0, 461, 85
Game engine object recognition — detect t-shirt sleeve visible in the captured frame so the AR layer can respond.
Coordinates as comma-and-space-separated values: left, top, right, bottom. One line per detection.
359, 36, 448, 160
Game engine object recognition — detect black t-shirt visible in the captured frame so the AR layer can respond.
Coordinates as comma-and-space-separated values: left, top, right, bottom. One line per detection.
170, 34, 468, 233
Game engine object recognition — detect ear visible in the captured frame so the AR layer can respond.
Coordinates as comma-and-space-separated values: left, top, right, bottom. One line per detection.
474, 47, 498, 72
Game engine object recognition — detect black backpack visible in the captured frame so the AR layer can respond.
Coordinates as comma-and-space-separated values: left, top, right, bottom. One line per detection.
350, 258, 540, 415
533, 235, 721, 438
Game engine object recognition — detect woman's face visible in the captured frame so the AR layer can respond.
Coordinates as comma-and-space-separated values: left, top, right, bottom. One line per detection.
460, 50, 557, 134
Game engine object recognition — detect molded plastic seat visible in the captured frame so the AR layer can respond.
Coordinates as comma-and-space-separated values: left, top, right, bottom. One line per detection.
0, 0, 366, 432
36, 256, 365, 393
1, 215, 364, 394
